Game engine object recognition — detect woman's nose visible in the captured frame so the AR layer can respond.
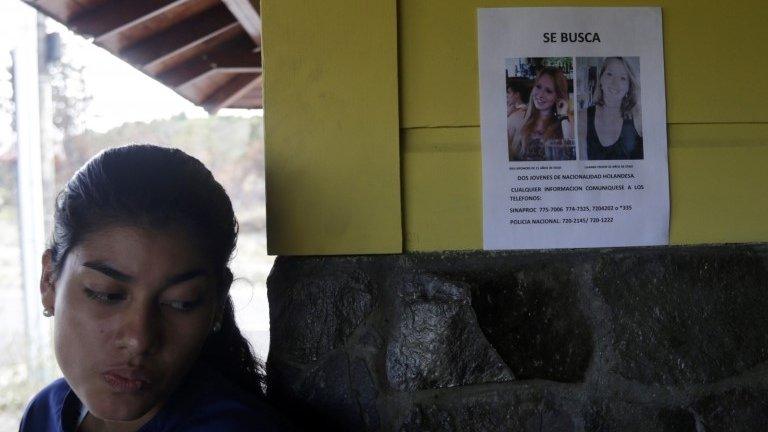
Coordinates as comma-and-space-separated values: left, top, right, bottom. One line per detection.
117, 304, 160, 356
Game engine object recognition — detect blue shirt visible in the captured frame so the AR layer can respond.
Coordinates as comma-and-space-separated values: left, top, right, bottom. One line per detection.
19, 366, 291, 431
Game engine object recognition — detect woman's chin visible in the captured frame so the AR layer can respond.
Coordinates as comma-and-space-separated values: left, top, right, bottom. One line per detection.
86, 395, 158, 423
603, 96, 624, 107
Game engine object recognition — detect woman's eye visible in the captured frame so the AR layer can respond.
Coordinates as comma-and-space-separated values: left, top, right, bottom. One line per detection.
162, 299, 202, 312
84, 288, 125, 304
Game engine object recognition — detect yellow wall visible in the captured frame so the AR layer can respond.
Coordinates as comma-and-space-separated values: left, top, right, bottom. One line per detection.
264, 0, 768, 254
400, 0, 768, 251
262, 0, 402, 255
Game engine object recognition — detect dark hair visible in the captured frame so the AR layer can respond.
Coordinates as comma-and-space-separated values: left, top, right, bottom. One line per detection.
506, 77, 532, 104
49, 144, 265, 397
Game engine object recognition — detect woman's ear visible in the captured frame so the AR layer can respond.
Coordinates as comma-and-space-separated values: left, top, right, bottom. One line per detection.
40, 250, 56, 313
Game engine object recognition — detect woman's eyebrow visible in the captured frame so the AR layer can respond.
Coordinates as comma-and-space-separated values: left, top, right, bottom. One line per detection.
82, 261, 133, 283
165, 269, 208, 286
82, 262, 206, 286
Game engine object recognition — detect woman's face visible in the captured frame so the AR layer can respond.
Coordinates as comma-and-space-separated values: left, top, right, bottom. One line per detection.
600, 59, 630, 106
41, 225, 220, 423
532, 74, 557, 112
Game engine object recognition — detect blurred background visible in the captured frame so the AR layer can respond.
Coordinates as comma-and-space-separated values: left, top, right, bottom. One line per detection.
0, 1, 271, 428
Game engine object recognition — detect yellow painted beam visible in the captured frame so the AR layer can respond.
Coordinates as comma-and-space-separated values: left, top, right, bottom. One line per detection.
402, 124, 768, 251
668, 128, 768, 245
401, 127, 483, 251
399, 0, 768, 128
262, 0, 402, 255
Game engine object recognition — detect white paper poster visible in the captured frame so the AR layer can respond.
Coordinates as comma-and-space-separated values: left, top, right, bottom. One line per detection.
478, 7, 669, 250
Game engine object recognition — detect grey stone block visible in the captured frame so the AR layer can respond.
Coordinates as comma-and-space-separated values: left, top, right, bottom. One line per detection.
584, 401, 696, 432
271, 352, 381, 431
268, 257, 376, 365
595, 249, 768, 385
398, 387, 576, 432
692, 388, 768, 432
266, 245, 768, 431
468, 265, 593, 383
385, 273, 514, 391
351, 358, 381, 430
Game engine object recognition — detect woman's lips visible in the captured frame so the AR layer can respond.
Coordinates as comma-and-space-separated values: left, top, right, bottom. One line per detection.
102, 369, 152, 393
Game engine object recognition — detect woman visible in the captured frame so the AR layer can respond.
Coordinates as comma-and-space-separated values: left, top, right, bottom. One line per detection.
20, 145, 291, 431
509, 67, 573, 161
583, 57, 643, 160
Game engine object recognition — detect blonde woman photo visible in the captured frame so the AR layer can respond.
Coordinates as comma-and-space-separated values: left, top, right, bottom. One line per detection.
579, 57, 643, 160
509, 66, 574, 161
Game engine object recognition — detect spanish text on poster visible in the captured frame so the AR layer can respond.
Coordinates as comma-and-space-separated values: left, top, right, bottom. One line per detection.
478, 7, 669, 249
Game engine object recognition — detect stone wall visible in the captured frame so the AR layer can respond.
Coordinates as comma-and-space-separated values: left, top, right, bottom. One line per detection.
266, 245, 768, 431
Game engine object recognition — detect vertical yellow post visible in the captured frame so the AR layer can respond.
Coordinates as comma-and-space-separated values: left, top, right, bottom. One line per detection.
262, 0, 402, 255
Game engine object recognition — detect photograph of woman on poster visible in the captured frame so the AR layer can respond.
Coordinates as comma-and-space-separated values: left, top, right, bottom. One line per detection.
578, 57, 643, 160
506, 58, 575, 161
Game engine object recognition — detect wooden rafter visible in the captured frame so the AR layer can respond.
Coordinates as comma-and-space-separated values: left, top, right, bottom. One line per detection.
156, 35, 261, 88
202, 73, 261, 113
25, 0, 264, 110
226, 80, 262, 107
221, 0, 261, 43
119, 4, 239, 68
68, 0, 192, 41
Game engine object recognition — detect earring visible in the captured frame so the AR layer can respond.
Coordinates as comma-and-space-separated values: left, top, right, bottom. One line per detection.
43, 308, 54, 317
212, 321, 222, 333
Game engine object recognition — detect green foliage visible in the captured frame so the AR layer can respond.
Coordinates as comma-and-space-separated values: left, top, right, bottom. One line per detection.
544, 57, 573, 74
50, 58, 91, 141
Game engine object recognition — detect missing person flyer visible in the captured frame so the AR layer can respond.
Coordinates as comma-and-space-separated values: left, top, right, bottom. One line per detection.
478, 7, 669, 250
